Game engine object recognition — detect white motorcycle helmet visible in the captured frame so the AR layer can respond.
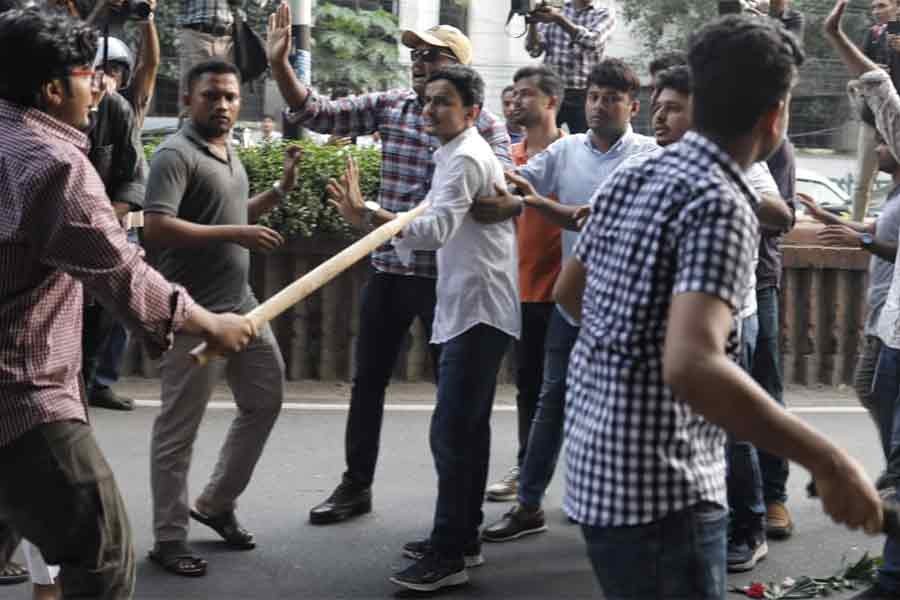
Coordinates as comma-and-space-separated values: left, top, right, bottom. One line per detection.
93, 36, 133, 90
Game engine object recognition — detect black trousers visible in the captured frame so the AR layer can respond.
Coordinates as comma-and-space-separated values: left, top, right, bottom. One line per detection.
343, 270, 439, 488
515, 302, 554, 466
557, 88, 588, 134
0, 421, 134, 598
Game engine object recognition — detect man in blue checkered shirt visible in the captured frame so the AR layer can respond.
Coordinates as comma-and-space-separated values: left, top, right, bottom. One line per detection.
553, 15, 882, 599
526, 1, 615, 134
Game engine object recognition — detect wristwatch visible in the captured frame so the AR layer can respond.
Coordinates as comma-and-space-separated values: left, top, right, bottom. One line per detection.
860, 232, 875, 250
363, 200, 381, 230
272, 180, 287, 200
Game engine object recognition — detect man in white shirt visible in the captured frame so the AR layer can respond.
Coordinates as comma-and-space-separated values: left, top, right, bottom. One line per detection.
327, 65, 519, 593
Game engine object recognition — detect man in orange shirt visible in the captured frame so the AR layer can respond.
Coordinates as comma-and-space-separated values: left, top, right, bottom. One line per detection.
481, 64, 564, 503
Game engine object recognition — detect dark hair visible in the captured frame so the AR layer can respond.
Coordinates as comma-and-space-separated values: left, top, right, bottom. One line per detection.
586, 58, 641, 96
501, 85, 516, 98
513, 64, 565, 103
425, 65, 485, 108
262, 114, 275, 121
648, 51, 687, 76
0, 8, 97, 108
185, 59, 241, 94
654, 65, 692, 97
689, 15, 804, 138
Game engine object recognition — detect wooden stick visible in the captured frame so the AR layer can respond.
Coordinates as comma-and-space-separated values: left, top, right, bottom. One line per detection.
189, 202, 430, 366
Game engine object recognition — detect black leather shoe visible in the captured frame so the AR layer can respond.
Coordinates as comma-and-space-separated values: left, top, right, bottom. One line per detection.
309, 481, 372, 525
89, 386, 135, 411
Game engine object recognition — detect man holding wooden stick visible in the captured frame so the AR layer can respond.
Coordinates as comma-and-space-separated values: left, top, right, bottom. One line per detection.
142, 59, 302, 577
266, 1, 511, 526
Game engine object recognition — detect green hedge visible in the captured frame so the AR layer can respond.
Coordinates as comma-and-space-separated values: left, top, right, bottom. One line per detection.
143, 137, 381, 239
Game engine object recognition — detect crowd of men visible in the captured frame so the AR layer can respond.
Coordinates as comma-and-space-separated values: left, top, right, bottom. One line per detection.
3, 0, 900, 598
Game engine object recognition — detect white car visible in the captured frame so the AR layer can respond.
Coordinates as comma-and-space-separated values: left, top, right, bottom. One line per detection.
796, 168, 851, 216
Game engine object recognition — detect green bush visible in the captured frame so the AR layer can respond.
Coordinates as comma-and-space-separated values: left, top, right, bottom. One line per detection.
143, 138, 381, 240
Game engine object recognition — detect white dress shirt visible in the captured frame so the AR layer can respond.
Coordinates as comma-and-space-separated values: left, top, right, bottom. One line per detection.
395, 126, 521, 344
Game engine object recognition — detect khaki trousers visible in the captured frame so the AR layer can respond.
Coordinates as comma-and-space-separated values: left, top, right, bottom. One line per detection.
151, 324, 284, 543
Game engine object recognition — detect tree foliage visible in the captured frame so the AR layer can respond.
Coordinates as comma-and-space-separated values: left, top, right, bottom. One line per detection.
617, 0, 872, 59
311, 1, 405, 96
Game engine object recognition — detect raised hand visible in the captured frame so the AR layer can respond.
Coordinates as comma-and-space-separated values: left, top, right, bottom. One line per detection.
279, 145, 303, 194
325, 155, 367, 229
267, 1, 293, 69
823, 0, 848, 40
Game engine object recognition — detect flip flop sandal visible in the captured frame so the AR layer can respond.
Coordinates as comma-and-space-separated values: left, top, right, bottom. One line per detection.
190, 508, 256, 550
148, 549, 207, 577
0, 561, 28, 585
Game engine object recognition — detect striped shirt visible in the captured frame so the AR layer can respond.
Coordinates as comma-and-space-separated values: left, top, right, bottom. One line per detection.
529, 1, 616, 90
0, 100, 196, 447
286, 88, 511, 278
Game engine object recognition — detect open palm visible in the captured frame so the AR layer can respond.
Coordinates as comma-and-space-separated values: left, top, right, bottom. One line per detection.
326, 156, 367, 229
267, 2, 293, 67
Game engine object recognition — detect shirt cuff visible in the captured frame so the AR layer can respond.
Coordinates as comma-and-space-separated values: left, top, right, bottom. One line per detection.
283, 91, 319, 124
146, 285, 197, 359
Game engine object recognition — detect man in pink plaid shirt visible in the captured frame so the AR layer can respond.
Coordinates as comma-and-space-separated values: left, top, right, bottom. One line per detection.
0, 8, 255, 597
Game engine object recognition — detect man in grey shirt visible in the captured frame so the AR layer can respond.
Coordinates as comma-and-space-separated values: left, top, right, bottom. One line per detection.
143, 59, 301, 577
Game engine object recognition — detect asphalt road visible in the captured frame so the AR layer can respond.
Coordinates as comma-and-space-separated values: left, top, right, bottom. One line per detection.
3, 399, 888, 599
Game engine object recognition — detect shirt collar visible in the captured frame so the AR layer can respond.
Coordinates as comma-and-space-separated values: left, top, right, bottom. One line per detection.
679, 131, 759, 209
585, 124, 634, 155
433, 126, 478, 162
0, 99, 90, 153
183, 119, 233, 163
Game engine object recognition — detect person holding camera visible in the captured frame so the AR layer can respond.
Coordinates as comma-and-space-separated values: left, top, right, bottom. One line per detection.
526, 0, 616, 134
179, 0, 243, 101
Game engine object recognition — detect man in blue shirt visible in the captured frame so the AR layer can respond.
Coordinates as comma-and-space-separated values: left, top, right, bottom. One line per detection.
476, 58, 657, 542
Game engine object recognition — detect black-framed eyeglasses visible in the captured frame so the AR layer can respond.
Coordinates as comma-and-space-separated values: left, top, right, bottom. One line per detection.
410, 48, 457, 64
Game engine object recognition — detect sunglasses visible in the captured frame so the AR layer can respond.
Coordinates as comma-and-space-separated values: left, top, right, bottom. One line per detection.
68, 67, 105, 90
410, 48, 458, 64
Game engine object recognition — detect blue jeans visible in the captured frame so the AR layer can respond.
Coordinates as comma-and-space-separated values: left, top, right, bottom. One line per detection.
751, 287, 789, 504
430, 324, 511, 559
581, 502, 728, 599
727, 315, 765, 531
871, 346, 900, 591
518, 308, 579, 508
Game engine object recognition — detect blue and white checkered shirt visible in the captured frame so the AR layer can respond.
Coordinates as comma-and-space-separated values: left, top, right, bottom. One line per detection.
530, 1, 616, 90
564, 131, 759, 527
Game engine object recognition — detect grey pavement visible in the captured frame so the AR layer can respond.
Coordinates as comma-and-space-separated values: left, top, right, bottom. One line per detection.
3, 381, 887, 599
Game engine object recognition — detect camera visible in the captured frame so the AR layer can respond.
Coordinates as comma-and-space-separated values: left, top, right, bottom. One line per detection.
510, 0, 538, 15
112, 0, 152, 20
510, 0, 563, 16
